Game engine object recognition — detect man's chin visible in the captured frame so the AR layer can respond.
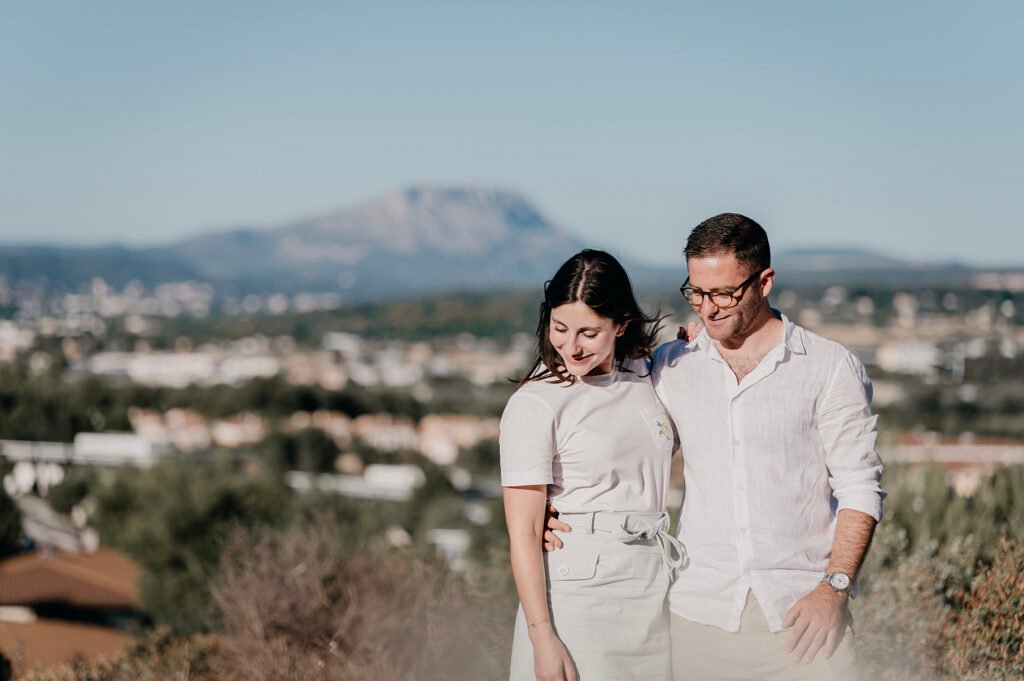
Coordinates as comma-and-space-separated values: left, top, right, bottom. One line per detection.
704, 323, 734, 340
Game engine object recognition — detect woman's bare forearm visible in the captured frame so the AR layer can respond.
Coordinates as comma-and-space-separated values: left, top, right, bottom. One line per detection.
505, 486, 556, 639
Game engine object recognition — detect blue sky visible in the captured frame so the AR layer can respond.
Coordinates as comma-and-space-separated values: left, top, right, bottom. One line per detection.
1, 1, 1021, 266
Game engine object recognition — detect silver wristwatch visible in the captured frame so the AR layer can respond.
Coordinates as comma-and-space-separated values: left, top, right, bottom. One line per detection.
822, 571, 853, 593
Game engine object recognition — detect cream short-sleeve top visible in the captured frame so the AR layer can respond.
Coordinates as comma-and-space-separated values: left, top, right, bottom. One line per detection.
499, 359, 675, 514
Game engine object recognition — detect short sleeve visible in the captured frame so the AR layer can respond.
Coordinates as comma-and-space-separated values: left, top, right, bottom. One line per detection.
651, 340, 685, 409
499, 392, 556, 487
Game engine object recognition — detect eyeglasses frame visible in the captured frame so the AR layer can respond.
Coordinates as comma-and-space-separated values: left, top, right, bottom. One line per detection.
679, 270, 764, 309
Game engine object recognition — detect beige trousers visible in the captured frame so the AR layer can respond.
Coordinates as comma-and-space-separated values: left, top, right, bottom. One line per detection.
670, 592, 859, 681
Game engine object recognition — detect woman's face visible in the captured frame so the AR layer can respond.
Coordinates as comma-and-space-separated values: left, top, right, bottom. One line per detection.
549, 300, 624, 377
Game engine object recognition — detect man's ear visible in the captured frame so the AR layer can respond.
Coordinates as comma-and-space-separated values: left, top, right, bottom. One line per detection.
760, 268, 776, 298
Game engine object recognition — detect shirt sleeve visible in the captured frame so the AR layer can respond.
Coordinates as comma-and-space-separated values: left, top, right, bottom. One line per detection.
651, 341, 676, 409
819, 350, 886, 521
499, 392, 557, 487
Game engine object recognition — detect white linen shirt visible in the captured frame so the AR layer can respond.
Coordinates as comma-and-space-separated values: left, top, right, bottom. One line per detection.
652, 312, 884, 633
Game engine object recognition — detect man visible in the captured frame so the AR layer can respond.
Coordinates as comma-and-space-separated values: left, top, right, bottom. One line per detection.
546, 213, 884, 680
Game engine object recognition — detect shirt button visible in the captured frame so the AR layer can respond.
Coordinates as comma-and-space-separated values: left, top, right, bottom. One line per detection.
737, 484, 745, 492
739, 527, 748, 534
557, 564, 570, 576
733, 440, 740, 447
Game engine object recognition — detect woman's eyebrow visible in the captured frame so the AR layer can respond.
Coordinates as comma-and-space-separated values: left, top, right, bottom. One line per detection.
551, 317, 601, 332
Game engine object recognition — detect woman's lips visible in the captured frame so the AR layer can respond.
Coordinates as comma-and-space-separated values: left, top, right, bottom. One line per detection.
566, 354, 591, 364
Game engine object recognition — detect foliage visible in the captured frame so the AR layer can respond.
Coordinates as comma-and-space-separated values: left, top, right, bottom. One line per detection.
937, 537, 1024, 679
852, 463, 1024, 680
45, 466, 99, 514
0, 477, 24, 558
879, 463, 1024, 554
212, 522, 513, 681
854, 533, 1024, 681
149, 290, 541, 344
457, 437, 499, 474
89, 457, 292, 633
19, 629, 221, 681
0, 367, 437, 443
261, 429, 339, 473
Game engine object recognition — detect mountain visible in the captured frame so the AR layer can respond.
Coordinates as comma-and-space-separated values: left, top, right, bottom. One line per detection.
771, 248, 976, 287
0, 245, 200, 289
164, 186, 613, 297
0, 187, 1012, 299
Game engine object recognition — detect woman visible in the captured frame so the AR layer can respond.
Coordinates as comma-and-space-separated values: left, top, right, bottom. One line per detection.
501, 249, 684, 681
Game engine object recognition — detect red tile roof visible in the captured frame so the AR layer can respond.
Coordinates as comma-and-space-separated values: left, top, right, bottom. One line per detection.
0, 617, 133, 670
0, 548, 140, 609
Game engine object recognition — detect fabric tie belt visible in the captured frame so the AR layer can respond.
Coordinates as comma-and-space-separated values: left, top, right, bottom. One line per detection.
558, 511, 688, 575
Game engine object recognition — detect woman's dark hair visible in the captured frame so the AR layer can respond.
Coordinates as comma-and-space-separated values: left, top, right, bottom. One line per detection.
518, 249, 665, 385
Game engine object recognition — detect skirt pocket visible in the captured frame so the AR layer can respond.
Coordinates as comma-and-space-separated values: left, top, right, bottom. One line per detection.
546, 551, 599, 584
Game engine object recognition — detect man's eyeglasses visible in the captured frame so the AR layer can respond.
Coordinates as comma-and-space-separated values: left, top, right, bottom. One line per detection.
679, 271, 762, 309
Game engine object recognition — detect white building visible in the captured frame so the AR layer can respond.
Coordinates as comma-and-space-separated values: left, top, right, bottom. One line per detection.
73, 433, 159, 467
418, 414, 499, 466
353, 414, 418, 452
875, 341, 941, 377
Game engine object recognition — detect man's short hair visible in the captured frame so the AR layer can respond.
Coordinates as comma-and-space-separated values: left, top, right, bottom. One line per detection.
685, 213, 771, 274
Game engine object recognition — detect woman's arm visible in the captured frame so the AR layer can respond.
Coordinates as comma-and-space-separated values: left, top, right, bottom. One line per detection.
504, 485, 576, 681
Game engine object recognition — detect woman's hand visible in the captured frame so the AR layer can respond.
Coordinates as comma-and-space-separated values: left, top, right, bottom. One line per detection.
677, 319, 704, 341
531, 626, 576, 681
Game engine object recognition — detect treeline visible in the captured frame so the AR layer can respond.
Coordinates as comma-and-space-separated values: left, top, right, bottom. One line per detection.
0, 364, 514, 442
98, 290, 544, 349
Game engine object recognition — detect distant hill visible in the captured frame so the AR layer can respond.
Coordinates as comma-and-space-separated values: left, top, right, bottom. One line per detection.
165, 186, 594, 297
0, 245, 199, 289
0, 187, 1012, 298
772, 248, 977, 287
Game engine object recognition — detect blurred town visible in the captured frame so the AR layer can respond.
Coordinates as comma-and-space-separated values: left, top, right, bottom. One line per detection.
1, 268, 1023, 678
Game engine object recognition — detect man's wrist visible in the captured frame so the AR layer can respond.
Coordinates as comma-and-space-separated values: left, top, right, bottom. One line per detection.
822, 570, 855, 594
815, 581, 850, 602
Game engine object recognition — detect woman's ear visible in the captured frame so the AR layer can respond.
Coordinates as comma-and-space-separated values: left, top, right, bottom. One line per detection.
615, 323, 627, 337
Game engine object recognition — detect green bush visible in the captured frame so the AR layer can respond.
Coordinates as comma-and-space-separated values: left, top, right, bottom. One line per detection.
90, 457, 292, 633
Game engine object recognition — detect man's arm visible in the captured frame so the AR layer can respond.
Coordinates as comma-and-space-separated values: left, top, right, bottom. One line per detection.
785, 350, 885, 664
783, 509, 876, 663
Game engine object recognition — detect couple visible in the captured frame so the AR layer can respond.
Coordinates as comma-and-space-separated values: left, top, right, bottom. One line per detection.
500, 214, 884, 681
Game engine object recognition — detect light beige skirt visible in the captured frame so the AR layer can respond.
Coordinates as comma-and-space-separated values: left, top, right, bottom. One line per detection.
509, 511, 685, 681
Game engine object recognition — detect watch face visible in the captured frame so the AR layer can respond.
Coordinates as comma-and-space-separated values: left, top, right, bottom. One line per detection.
829, 573, 851, 591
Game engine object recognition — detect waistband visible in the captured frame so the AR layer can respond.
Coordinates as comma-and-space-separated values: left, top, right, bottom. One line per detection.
558, 511, 688, 575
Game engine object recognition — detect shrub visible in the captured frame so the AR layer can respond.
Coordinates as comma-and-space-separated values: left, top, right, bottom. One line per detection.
20, 629, 221, 681
212, 522, 513, 681
938, 538, 1024, 679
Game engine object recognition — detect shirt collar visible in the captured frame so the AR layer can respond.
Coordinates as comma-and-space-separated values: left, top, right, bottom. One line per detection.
688, 308, 806, 355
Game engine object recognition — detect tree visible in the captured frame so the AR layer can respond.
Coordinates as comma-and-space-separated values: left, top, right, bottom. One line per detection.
91, 458, 292, 633
0, 483, 23, 558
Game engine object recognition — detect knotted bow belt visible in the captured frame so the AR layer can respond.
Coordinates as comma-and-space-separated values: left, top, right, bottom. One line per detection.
559, 510, 688, 575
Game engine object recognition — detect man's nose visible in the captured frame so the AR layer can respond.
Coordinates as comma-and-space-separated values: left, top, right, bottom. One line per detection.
698, 296, 720, 315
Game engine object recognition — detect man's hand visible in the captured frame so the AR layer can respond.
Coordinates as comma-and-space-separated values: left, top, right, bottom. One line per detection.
542, 504, 571, 552
782, 583, 849, 664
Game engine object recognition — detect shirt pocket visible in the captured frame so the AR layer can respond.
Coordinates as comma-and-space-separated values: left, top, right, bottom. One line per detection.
641, 403, 675, 455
